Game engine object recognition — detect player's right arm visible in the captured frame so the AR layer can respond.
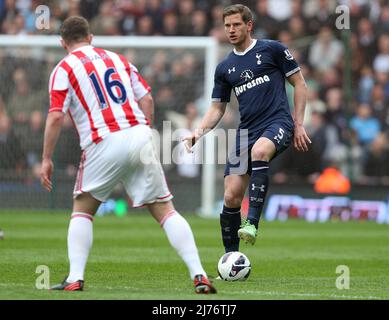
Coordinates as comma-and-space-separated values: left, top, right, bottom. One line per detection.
183, 62, 231, 152
41, 64, 71, 192
183, 101, 227, 152
41, 112, 65, 192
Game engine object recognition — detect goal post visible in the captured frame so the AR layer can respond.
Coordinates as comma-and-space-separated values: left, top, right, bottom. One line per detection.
0, 35, 219, 217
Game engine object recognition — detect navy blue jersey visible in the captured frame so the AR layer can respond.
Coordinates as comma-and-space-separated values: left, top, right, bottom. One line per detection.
212, 39, 300, 133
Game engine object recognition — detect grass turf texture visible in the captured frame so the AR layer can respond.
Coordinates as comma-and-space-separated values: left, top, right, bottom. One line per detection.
0, 210, 388, 300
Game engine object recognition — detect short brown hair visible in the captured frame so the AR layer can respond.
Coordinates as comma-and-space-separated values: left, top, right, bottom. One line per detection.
60, 16, 90, 45
223, 4, 254, 24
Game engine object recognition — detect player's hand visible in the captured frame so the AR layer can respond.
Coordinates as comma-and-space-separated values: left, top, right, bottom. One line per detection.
293, 125, 311, 152
40, 158, 54, 192
182, 131, 201, 153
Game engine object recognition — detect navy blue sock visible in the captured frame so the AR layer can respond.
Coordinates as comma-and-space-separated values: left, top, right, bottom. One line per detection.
247, 160, 269, 229
220, 206, 241, 253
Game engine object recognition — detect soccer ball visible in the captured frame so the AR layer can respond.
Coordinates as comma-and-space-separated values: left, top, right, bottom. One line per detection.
217, 251, 251, 281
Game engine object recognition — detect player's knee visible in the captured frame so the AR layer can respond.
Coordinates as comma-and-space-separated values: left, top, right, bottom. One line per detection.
251, 147, 271, 161
224, 191, 243, 208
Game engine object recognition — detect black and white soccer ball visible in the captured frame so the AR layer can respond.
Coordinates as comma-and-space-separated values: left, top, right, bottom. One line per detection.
217, 251, 251, 281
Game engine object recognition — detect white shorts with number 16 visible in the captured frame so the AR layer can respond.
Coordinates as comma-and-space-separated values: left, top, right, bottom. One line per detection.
73, 125, 172, 207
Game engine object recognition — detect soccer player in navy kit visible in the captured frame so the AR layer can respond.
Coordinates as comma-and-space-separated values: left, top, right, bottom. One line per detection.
184, 4, 311, 251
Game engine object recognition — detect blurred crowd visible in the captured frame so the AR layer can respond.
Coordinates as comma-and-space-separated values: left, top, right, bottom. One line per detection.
0, 0, 389, 187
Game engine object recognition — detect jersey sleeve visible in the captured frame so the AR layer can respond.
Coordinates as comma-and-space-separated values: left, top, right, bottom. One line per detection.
211, 62, 232, 102
130, 63, 151, 101
270, 41, 301, 78
48, 66, 71, 114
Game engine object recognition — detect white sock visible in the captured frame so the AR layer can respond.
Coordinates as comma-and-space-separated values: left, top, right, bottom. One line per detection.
161, 211, 206, 279
66, 212, 94, 283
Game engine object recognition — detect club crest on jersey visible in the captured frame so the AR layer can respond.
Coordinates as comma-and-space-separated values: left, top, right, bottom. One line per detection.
255, 53, 262, 65
228, 67, 236, 74
240, 69, 254, 81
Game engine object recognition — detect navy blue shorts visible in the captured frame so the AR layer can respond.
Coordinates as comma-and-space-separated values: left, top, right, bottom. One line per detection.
224, 122, 293, 176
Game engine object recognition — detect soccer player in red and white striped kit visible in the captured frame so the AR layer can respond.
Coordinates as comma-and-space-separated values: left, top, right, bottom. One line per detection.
41, 16, 216, 294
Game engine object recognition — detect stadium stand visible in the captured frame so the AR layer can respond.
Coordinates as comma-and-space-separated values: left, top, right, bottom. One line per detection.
0, 0, 388, 210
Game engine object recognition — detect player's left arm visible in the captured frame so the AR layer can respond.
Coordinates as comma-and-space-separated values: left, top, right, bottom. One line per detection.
41, 111, 65, 192
138, 93, 154, 126
287, 71, 311, 152
129, 63, 154, 125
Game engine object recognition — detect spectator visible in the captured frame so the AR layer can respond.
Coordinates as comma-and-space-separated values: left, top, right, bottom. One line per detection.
267, 0, 292, 22
253, 0, 278, 39
357, 18, 376, 65
209, 4, 224, 30
303, 0, 337, 35
154, 86, 176, 131
6, 68, 46, 129
350, 104, 381, 146
377, 5, 389, 34
177, 0, 195, 35
370, 83, 388, 126
21, 110, 44, 170
324, 88, 348, 143
277, 30, 293, 48
55, 115, 81, 178
67, 0, 81, 16
373, 33, 389, 73
174, 102, 201, 179
349, 32, 366, 79
162, 11, 178, 36
80, 0, 103, 21
169, 55, 198, 111
360, 133, 389, 184
143, 50, 170, 91
168, 99, 201, 131
0, 114, 25, 172
2, 11, 26, 34
308, 26, 343, 73
358, 66, 375, 103
208, 4, 226, 43
288, 16, 305, 41
90, 0, 120, 35
0, 0, 18, 34
304, 84, 326, 128
136, 15, 154, 35
383, 107, 389, 135
318, 67, 342, 100
348, 129, 364, 182
307, 109, 343, 170
19, 0, 40, 34
0, 95, 5, 116
191, 10, 209, 36
146, 0, 165, 32
342, 0, 368, 30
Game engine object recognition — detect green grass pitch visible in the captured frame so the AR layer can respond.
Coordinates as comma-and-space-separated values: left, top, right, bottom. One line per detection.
0, 210, 389, 300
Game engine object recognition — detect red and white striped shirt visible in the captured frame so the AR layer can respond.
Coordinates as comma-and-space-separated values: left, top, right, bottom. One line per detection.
49, 45, 151, 150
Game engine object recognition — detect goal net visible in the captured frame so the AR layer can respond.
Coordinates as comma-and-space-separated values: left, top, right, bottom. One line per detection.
0, 35, 225, 216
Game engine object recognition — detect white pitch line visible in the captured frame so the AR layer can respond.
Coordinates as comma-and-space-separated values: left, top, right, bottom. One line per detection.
88, 285, 383, 300
0, 283, 30, 287
228, 290, 382, 300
